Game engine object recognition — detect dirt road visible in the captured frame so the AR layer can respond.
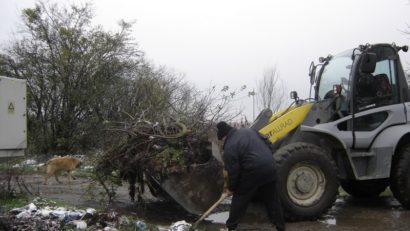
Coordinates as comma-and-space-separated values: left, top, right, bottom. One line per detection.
20, 174, 410, 231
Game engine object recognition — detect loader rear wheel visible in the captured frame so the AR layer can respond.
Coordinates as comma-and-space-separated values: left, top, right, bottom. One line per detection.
340, 179, 388, 198
274, 142, 338, 221
390, 144, 410, 209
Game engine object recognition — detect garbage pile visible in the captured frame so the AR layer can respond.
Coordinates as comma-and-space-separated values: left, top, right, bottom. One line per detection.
1, 202, 147, 231
0, 200, 199, 231
1, 202, 91, 231
169, 220, 192, 231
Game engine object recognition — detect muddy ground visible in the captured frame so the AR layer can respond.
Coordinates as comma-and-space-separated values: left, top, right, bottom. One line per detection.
11, 174, 410, 231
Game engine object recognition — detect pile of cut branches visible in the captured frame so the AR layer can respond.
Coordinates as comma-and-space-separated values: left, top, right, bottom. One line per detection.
95, 117, 215, 203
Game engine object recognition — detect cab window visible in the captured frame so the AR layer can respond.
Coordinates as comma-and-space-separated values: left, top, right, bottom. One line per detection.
356, 49, 399, 111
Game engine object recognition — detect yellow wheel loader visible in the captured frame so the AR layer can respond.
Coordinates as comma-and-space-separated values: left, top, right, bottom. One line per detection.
152, 43, 410, 221
249, 43, 410, 220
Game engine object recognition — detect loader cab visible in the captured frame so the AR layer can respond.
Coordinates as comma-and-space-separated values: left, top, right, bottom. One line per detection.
312, 44, 408, 123
309, 43, 409, 152
353, 45, 404, 111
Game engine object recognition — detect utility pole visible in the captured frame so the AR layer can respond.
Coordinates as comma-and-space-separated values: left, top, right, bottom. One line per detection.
248, 89, 256, 121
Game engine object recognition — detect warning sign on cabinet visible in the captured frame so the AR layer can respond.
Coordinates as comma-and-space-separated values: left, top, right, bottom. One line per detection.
8, 102, 15, 114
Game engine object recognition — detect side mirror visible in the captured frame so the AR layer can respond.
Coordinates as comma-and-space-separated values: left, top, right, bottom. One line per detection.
360, 52, 377, 74
308, 61, 316, 85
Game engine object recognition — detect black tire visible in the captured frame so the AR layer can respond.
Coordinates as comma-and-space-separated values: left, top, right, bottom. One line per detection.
340, 179, 389, 198
274, 142, 339, 221
390, 144, 410, 209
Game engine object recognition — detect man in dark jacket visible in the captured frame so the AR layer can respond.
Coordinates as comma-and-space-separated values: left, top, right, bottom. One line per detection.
217, 121, 285, 231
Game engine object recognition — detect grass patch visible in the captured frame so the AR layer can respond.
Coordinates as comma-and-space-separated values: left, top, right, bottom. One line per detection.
0, 157, 23, 171
0, 156, 42, 175
71, 166, 95, 178
30, 197, 75, 209
0, 194, 30, 214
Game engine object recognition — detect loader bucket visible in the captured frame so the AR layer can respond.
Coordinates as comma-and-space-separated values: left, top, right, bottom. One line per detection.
160, 158, 224, 215
143, 130, 225, 215
158, 131, 224, 215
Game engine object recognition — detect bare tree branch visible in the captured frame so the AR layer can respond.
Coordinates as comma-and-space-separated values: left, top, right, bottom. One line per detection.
257, 66, 287, 112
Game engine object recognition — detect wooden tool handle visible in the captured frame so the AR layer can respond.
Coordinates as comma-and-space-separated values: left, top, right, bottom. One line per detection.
192, 192, 229, 229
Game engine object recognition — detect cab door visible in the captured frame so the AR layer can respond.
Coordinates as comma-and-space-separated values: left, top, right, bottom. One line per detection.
352, 49, 406, 149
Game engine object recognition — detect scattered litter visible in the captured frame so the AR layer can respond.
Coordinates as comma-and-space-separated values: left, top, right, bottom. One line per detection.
108, 211, 118, 219
6, 201, 176, 231
335, 198, 345, 204
86, 208, 96, 214
36, 163, 46, 168
64, 211, 84, 223
6, 202, 95, 230
327, 196, 346, 215
12, 159, 39, 168
26, 203, 37, 211
135, 220, 147, 230
169, 220, 192, 231
15, 210, 31, 219
318, 215, 336, 226
50, 208, 72, 220
69, 220, 87, 229
156, 226, 169, 231
84, 165, 94, 170
103, 227, 119, 231
119, 215, 130, 226
22, 159, 37, 165
10, 207, 25, 215
39, 207, 52, 217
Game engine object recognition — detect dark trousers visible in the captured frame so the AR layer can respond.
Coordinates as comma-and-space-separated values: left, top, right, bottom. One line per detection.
226, 181, 285, 231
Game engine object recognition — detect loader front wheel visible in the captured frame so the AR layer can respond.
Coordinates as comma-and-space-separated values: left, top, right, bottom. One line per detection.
274, 142, 339, 221
390, 144, 410, 209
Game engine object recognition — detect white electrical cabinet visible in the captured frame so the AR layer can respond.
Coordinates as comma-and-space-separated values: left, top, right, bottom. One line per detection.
0, 76, 27, 157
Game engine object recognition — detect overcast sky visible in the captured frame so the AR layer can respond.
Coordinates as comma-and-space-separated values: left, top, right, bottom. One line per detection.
1, 0, 410, 120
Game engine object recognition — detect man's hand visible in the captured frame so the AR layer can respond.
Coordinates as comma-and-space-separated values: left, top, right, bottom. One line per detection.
225, 189, 233, 196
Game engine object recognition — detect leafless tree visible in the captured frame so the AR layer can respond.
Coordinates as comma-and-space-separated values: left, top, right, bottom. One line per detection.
256, 67, 287, 113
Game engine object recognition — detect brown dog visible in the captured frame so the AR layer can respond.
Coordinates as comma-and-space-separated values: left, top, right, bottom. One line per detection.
43, 155, 82, 184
